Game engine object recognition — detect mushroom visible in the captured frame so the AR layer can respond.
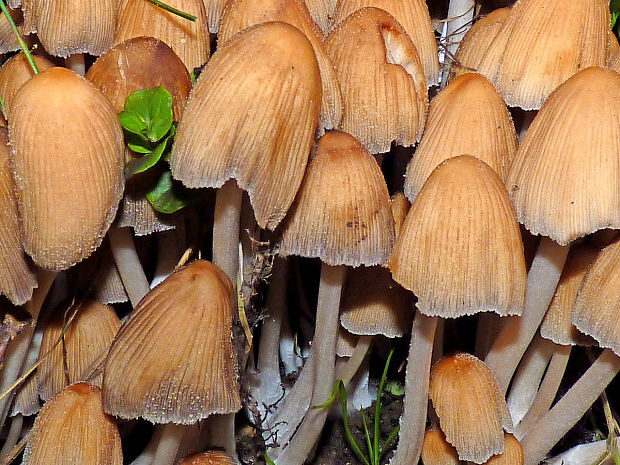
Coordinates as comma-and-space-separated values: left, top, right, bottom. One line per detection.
421, 426, 459, 465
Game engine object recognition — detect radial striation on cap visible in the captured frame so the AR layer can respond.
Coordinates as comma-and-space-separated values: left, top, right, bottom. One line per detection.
179, 450, 239, 465
482, 433, 524, 465
421, 426, 459, 465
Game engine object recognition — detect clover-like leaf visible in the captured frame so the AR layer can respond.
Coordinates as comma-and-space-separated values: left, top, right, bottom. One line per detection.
146, 171, 203, 214
124, 127, 175, 178
119, 87, 173, 143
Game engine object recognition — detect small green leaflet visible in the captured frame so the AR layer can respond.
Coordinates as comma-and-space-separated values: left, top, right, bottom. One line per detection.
124, 126, 175, 177
146, 171, 203, 214
118, 86, 173, 143
612, 0, 620, 30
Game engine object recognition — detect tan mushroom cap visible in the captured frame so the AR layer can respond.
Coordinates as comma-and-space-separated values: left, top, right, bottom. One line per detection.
0, 127, 36, 305
506, 67, 620, 245
404, 73, 517, 202
115, 0, 210, 72
450, 8, 509, 80
11, 371, 40, 416
103, 260, 242, 424
37, 300, 121, 402
430, 353, 513, 464
178, 450, 239, 465
280, 130, 395, 267
477, 0, 609, 110
390, 156, 526, 318
23, 383, 122, 465
303, 0, 337, 34
0, 6, 32, 54
421, 426, 459, 465
331, 0, 439, 86
324, 7, 428, 154
90, 243, 129, 304
9, 67, 125, 270
23, 0, 117, 57
171, 21, 321, 230
482, 433, 524, 465
572, 237, 620, 355
336, 326, 357, 358
86, 37, 191, 236
0, 54, 54, 120
389, 192, 410, 237
539, 243, 600, 346
203, 0, 227, 33
218, 0, 343, 133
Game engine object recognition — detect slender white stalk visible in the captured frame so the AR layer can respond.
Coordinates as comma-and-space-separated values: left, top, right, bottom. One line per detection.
521, 349, 620, 465
130, 426, 165, 465
108, 227, 150, 308
545, 437, 620, 465
0, 414, 22, 460
335, 335, 372, 386
65, 53, 86, 76
390, 311, 438, 465
442, 0, 475, 84
212, 180, 243, 284
485, 238, 569, 394
151, 424, 186, 465
475, 313, 501, 359
280, 306, 303, 376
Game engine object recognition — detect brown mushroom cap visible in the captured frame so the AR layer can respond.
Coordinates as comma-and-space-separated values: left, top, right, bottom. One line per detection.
0, 6, 32, 54
170, 21, 321, 230
389, 192, 410, 237
9, 67, 125, 270
102, 260, 242, 424
178, 451, 238, 465
482, 433, 524, 465
421, 426, 459, 465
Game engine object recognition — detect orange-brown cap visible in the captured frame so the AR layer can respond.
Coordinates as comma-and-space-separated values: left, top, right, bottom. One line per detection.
23, 383, 122, 465
477, 0, 609, 109
37, 300, 121, 401
421, 426, 459, 465
0, 6, 32, 54
170, 21, 321, 230
324, 7, 428, 154
572, 237, 620, 355
178, 450, 238, 465
115, 0, 210, 72
23, 0, 117, 57
404, 73, 517, 202
390, 156, 526, 318
279, 131, 395, 267
0, 127, 36, 305
482, 433, 524, 465
331, 0, 439, 86
9, 67, 125, 270
389, 192, 410, 238
103, 260, 242, 424
430, 353, 513, 463
506, 67, 620, 245
218, 0, 343, 132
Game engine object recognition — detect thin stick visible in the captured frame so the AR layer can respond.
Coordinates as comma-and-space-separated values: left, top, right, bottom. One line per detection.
0, 1, 37, 74
145, 0, 197, 21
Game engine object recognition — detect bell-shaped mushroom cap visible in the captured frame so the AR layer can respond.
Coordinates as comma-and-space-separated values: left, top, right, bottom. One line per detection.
115, 0, 210, 72
331, 0, 439, 86
608, 32, 620, 73
102, 260, 242, 424
303, 0, 337, 34
404, 73, 517, 202
178, 450, 238, 465
390, 192, 410, 237
450, 8, 509, 80
390, 156, 526, 318
90, 244, 129, 304
336, 326, 357, 357
506, 67, 620, 245
0, 127, 36, 305
218, 0, 343, 132
421, 426, 459, 465
279, 130, 395, 267
539, 243, 600, 346
482, 433, 524, 465
9, 67, 125, 270
86, 37, 191, 236
23, 383, 122, 465
340, 266, 412, 338
11, 372, 40, 416
37, 300, 121, 401
324, 7, 428, 154
23, 0, 117, 57
0, 53, 54, 120
477, 0, 609, 110
0, 6, 31, 54
572, 237, 620, 355
429, 353, 513, 463
170, 21, 321, 230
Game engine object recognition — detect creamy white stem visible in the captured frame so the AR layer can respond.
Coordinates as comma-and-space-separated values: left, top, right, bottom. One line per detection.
66, 53, 86, 76
108, 227, 150, 308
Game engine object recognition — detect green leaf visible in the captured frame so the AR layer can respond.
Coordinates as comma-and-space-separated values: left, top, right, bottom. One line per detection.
265, 453, 276, 465
119, 87, 173, 142
338, 381, 370, 465
124, 128, 175, 177
146, 171, 203, 214
384, 380, 405, 396
118, 111, 148, 139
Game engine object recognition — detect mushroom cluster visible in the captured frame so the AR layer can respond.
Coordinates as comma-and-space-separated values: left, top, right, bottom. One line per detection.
0, 1, 618, 465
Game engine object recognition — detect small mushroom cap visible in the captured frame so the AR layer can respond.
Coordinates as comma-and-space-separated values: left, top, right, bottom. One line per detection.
23, 383, 122, 465
90, 244, 129, 304
389, 192, 410, 237
115, 0, 210, 72
331, 0, 439, 86
477, 0, 609, 109
324, 7, 428, 154
24, 0, 117, 57
572, 237, 620, 355
482, 433, 524, 465
336, 326, 357, 358
103, 260, 242, 424
0, 6, 32, 54
404, 73, 517, 202
390, 155, 526, 318
37, 300, 121, 401
506, 67, 620, 245
9, 67, 125, 270
178, 451, 239, 465
430, 353, 513, 463
421, 426, 459, 465
0, 127, 36, 305
11, 371, 40, 416
171, 21, 321, 230
218, 0, 343, 132
539, 243, 600, 346
279, 130, 395, 267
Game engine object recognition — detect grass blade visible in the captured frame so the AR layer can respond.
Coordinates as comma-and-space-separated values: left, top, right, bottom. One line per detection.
339, 381, 370, 465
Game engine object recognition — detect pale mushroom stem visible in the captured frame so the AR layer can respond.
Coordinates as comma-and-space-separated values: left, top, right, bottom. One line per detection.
274, 264, 346, 464
474, 313, 500, 359
441, 0, 475, 83
335, 335, 372, 386
521, 349, 620, 465
0, 413, 22, 460
65, 54, 86, 76
129, 425, 165, 465
108, 227, 150, 309
485, 237, 569, 394
515, 344, 571, 439
151, 423, 186, 465
389, 311, 438, 465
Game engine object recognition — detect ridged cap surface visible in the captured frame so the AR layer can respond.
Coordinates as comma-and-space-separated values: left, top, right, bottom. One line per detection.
482, 433, 524, 465
179, 451, 239, 465
421, 426, 459, 465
